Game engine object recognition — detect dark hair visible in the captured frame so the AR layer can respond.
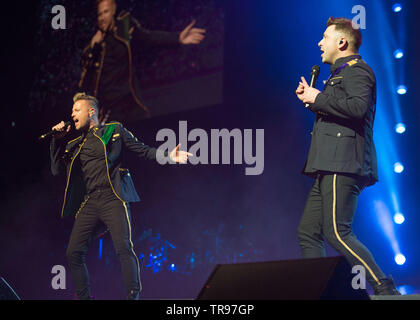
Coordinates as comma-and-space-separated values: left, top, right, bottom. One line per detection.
73, 92, 99, 114
327, 17, 362, 52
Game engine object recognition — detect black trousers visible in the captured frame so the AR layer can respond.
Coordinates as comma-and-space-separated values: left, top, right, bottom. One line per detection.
297, 173, 386, 288
66, 188, 141, 299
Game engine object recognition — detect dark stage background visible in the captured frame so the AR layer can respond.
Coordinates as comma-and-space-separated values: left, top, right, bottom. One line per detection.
0, 0, 419, 299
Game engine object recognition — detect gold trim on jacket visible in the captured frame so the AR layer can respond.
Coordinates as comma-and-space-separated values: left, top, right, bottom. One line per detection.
94, 42, 106, 96
112, 30, 150, 115
92, 129, 125, 203
61, 137, 87, 218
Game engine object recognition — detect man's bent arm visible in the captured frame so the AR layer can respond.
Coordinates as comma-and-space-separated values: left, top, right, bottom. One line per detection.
309, 65, 375, 120
129, 14, 180, 47
120, 124, 167, 162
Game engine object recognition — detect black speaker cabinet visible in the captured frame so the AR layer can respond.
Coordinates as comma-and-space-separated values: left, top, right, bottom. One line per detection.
197, 256, 370, 300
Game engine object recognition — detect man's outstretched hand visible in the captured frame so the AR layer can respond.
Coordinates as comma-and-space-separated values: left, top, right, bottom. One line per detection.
179, 20, 206, 45
169, 144, 193, 164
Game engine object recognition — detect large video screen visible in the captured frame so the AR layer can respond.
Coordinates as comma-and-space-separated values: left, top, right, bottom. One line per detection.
30, 0, 224, 122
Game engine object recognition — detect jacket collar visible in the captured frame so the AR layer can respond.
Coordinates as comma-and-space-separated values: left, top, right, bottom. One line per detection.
330, 54, 361, 73
79, 123, 103, 139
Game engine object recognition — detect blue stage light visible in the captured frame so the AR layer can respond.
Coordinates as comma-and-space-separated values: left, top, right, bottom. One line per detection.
392, 3, 402, 12
98, 238, 103, 259
395, 123, 406, 134
394, 162, 404, 173
395, 253, 406, 265
393, 49, 404, 59
393, 212, 405, 224
396, 285, 418, 295
396, 85, 407, 95
169, 263, 176, 272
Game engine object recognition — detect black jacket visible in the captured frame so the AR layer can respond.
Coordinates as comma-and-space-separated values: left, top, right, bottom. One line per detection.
303, 54, 378, 186
50, 122, 165, 218
78, 10, 180, 114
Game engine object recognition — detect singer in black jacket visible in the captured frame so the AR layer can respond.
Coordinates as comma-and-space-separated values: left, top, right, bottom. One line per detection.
50, 93, 191, 299
295, 17, 399, 295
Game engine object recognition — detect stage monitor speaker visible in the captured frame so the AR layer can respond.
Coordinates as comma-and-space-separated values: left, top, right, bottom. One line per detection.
0, 277, 21, 300
197, 256, 370, 300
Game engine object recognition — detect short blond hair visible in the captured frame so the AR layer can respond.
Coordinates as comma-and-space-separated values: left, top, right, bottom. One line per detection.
73, 92, 99, 114
96, 0, 116, 7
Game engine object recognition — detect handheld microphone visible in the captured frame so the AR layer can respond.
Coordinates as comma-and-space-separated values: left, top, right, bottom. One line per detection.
38, 121, 72, 140
305, 65, 320, 108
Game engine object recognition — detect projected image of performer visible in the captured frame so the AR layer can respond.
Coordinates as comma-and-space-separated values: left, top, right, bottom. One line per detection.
295, 17, 400, 295
78, 0, 206, 123
50, 93, 192, 300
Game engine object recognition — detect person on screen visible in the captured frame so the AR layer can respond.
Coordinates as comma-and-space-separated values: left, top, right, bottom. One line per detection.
78, 0, 206, 123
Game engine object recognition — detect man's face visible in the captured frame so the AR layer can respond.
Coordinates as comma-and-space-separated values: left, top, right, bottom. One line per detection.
71, 100, 91, 131
318, 25, 342, 64
97, 0, 116, 32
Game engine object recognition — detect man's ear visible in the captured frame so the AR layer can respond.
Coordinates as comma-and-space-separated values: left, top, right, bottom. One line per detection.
338, 37, 348, 50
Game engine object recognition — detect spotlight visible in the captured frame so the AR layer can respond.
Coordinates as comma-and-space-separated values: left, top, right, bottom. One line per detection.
394, 162, 404, 173
98, 238, 103, 259
393, 49, 404, 59
395, 123, 406, 134
396, 285, 417, 295
395, 253, 406, 265
397, 85, 407, 95
392, 3, 402, 12
169, 263, 176, 272
397, 286, 408, 295
393, 212, 405, 224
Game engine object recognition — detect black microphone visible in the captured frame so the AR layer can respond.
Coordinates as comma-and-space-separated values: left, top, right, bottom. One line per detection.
304, 65, 320, 108
38, 121, 72, 140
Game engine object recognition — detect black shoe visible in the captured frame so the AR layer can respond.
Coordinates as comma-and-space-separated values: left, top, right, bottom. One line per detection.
373, 276, 401, 295
127, 290, 139, 300
73, 293, 94, 300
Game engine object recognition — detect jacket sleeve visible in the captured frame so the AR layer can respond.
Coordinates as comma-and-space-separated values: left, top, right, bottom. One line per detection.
129, 14, 181, 47
50, 137, 67, 177
120, 124, 167, 161
78, 42, 102, 90
309, 64, 375, 120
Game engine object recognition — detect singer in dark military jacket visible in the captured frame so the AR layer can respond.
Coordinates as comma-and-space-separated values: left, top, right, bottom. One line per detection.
79, 0, 206, 122
295, 17, 400, 295
50, 93, 191, 300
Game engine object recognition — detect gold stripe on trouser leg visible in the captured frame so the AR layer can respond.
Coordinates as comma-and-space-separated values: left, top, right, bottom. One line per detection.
332, 174, 382, 285
122, 201, 140, 286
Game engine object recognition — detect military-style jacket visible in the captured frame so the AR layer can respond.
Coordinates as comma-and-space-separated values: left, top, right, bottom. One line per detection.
78, 10, 180, 114
303, 54, 378, 186
50, 122, 165, 218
